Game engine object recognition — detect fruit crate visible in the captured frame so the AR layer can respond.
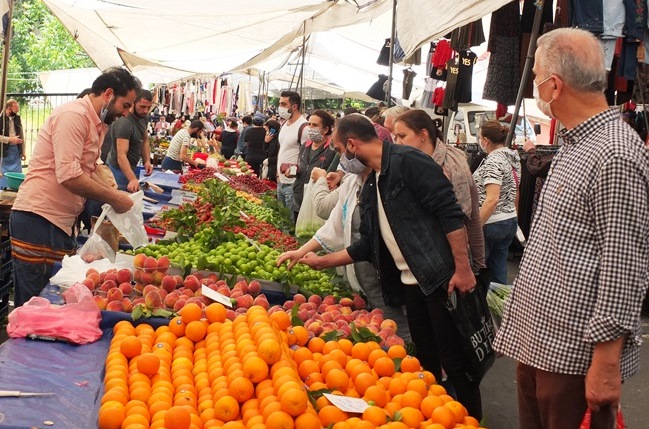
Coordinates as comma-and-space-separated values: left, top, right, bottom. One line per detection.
0, 280, 11, 320
0, 259, 11, 285
0, 238, 10, 264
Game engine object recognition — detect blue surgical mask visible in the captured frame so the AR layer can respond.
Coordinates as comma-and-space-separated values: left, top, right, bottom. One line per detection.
340, 150, 366, 174
100, 96, 113, 123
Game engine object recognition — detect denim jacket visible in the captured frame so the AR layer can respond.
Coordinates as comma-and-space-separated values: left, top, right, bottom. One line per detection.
346, 141, 466, 304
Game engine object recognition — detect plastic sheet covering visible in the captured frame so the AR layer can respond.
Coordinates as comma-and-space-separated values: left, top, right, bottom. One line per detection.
0, 331, 111, 428
138, 170, 182, 190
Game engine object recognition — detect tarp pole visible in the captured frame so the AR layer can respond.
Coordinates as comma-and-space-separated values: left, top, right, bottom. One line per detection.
386, 0, 397, 107
299, 33, 306, 107
506, 0, 544, 148
0, 0, 14, 105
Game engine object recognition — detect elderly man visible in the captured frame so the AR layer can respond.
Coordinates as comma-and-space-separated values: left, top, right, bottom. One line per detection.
381, 105, 410, 136
494, 28, 649, 428
279, 114, 482, 418
10, 67, 140, 306
0, 99, 24, 188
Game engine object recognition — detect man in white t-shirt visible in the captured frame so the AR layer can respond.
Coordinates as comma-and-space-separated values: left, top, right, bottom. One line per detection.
276, 90, 309, 213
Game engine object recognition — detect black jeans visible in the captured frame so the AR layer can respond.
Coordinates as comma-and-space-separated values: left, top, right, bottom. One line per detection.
405, 284, 483, 420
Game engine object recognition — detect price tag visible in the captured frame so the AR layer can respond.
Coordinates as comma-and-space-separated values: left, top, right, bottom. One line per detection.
169, 189, 197, 205
322, 393, 369, 413
201, 286, 233, 308
215, 172, 230, 182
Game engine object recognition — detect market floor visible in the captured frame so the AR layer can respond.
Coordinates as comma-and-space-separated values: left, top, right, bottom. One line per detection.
480, 257, 649, 428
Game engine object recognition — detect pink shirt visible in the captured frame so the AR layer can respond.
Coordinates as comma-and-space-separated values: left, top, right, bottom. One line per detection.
13, 96, 107, 235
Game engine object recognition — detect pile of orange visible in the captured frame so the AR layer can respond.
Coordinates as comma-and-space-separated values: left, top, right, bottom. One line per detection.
99, 303, 485, 429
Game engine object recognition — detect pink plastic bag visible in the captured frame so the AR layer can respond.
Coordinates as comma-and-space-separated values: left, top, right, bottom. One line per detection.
7, 283, 102, 344
580, 407, 625, 429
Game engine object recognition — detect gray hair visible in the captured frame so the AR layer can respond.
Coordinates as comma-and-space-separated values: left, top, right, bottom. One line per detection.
536, 28, 607, 93
381, 105, 410, 119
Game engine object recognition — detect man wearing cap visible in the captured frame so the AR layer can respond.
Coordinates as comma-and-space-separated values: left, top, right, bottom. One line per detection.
161, 119, 204, 172
0, 99, 25, 189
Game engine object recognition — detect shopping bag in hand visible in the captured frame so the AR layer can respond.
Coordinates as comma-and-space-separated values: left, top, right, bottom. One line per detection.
295, 181, 326, 238
102, 190, 148, 248
580, 407, 625, 429
444, 288, 496, 383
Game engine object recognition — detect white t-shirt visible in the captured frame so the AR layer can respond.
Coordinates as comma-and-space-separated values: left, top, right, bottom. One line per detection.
166, 129, 191, 161
376, 172, 418, 285
277, 116, 308, 184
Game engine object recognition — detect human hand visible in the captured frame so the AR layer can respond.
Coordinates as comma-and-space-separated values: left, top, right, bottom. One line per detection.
447, 265, 476, 295
311, 167, 326, 182
276, 250, 305, 270
144, 162, 153, 175
523, 138, 536, 153
299, 252, 326, 270
265, 133, 274, 143
585, 359, 622, 412
9, 136, 22, 145
326, 171, 343, 190
110, 191, 134, 214
126, 178, 140, 193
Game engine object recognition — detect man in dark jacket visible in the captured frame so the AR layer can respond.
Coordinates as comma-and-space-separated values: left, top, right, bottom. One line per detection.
0, 99, 25, 189
279, 114, 483, 419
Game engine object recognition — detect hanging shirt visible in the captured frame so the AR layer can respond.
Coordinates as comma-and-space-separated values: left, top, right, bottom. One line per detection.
455, 50, 478, 103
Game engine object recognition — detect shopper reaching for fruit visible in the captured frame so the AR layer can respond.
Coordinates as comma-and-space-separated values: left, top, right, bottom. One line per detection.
10, 67, 141, 307
160, 120, 204, 172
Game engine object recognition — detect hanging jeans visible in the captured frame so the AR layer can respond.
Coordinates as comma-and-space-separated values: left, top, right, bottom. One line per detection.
0, 144, 22, 189
483, 217, 518, 284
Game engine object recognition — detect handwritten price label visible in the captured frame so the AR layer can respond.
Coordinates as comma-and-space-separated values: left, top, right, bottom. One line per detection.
201, 286, 233, 308
323, 393, 369, 413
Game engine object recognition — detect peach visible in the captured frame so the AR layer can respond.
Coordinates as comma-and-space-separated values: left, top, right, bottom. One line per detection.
106, 287, 123, 302
160, 276, 177, 293
85, 268, 99, 277
143, 256, 158, 270
133, 253, 146, 268
230, 289, 243, 299
93, 295, 107, 310
116, 268, 132, 285
180, 288, 193, 298
185, 297, 203, 308
352, 295, 367, 310
86, 272, 100, 287
308, 294, 322, 306
132, 297, 145, 306
382, 335, 405, 348
106, 300, 125, 312
339, 297, 353, 307
173, 275, 184, 287
252, 295, 269, 309
156, 255, 170, 270
247, 280, 261, 297
234, 280, 248, 294
133, 269, 142, 284
152, 270, 165, 285
283, 300, 295, 310
140, 271, 154, 285
164, 291, 180, 308
380, 319, 398, 332
104, 272, 118, 283
118, 282, 133, 295
183, 275, 200, 292
82, 278, 96, 291
216, 285, 231, 297
142, 284, 159, 296
121, 298, 133, 312
293, 293, 307, 305
144, 290, 162, 309
225, 309, 236, 320
173, 298, 186, 312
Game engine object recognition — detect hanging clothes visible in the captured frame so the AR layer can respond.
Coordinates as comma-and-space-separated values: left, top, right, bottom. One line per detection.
426, 42, 437, 76
367, 74, 389, 101
393, 37, 406, 63
403, 47, 421, 65
455, 50, 477, 103
568, 0, 604, 33
442, 57, 460, 111
402, 69, 417, 99
431, 39, 453, 68
450, 19, 485, 51
377, 39, 391, 66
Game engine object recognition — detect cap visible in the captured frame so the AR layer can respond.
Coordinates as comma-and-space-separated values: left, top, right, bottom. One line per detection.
252, 115, 264, 125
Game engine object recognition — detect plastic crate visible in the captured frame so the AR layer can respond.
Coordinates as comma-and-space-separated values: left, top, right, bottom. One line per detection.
0, 239, 10, 263
0, 280, 11, 320
0, 260, 11, 284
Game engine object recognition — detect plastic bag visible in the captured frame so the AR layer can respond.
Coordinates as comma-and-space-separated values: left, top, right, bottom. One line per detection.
77, 207, 116, 262
102, 190, 148, 248
579, 407, 625, 429
6, 283, 102, 344
261, 158, 269, 180
295, 181, 326, 238
444, 287, 496, 383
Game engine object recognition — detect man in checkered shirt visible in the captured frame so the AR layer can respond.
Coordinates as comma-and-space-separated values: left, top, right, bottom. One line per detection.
494, 28, 649, 428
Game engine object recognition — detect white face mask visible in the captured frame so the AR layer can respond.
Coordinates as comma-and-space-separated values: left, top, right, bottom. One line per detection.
307, 127, 324, 143
340, 150, 367, 174
278, 106, 292, 120
533, 76, 555, 119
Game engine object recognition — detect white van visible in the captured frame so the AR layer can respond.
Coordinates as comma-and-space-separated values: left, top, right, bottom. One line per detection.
445, 103, 538, 145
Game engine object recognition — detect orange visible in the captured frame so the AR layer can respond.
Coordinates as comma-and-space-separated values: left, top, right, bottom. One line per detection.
180, 302, 203, 324
279, 387, 308, 416
407, 378, 428, 397
430, 405, 456, 429
353, 372, 376, 396
163, 405, 192, 429
362, 384, 388, 407
401, 390, 423, 409
328, 349, 349, 368
294, 413, 321, 429
120, 336, 143, 359
98, 404, 125, 429
169, 316, 187, 337
367, 349, 387, 367
373, 356, 396, 377
222, 421, 246, 429
438, 394, 454, 404
214, 395, 240, 422
428, 384, 447, 396
205, 303, 227, 323
265, 410, 294, 429
137, 353, 161, 376
350, 342, 371, 361
399, 407, 424, 428
388, 377, 407, 397
318, 405, 348, 427
332, 422, 351, 429
420, 395, 445, 419
399, 356, 421, 373
270, 310, 291, 330
325, 368, 349, 391
322, 340, 341, 355
242, 356, 269, 383
386, 345, 407, 359
257, 338, 281, 364
185, 320, 207, 342
289, 326, 309, 347
229, 377, 255, 403
307, 337, 325, 354
445, 400, 467, 422
463, 416, 481, 426
362, 405, 387, 426
337, 338, 353, 355
291, 347, 313, 367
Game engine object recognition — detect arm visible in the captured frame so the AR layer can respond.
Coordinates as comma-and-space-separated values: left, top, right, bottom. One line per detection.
312, 176, 340, 219
300, 249, 354, 270
141, 132, 152, 175
277, 238, 323, 270
62, 173, 133, 213
179, 144, 196, 167
585, 337, 625, 411
115, 138, 140, 192
467, 181, 486, 269
479, 184, 500, 226
445, 228, 476, 294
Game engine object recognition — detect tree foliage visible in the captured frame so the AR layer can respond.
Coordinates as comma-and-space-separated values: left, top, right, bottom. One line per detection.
6, 0, 94, 93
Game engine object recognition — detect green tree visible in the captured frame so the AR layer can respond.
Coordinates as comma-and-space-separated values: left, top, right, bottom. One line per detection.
5, 0, 94, 93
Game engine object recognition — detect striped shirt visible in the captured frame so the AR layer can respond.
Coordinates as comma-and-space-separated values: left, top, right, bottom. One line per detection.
494, 108, 649, 380
473, 147, 521, 224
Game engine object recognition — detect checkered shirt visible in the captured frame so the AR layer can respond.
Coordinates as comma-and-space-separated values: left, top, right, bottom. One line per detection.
493, 108, 649, 380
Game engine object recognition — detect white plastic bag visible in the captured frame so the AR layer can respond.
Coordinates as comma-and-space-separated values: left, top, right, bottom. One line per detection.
295, 181, 326, 238
261, 159, 269, 180
77, 208, 116, 262
102, 191, 149, 248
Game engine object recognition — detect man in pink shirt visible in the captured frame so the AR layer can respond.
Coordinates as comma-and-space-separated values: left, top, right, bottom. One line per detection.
10, 67, 141, 306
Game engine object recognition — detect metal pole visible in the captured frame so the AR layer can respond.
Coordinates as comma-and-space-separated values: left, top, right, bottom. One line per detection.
0, 0, 14, 105
506, 0, 544, 148
299, 33, 306, 111
386, 0, 397, 107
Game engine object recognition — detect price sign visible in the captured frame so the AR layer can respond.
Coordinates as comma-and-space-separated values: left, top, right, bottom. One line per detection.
322, 393, 369, 413
215, 172, 230, 182
201, 286, 233, 308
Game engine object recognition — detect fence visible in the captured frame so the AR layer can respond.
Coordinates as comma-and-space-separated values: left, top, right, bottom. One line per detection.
8, 93, 78, 167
